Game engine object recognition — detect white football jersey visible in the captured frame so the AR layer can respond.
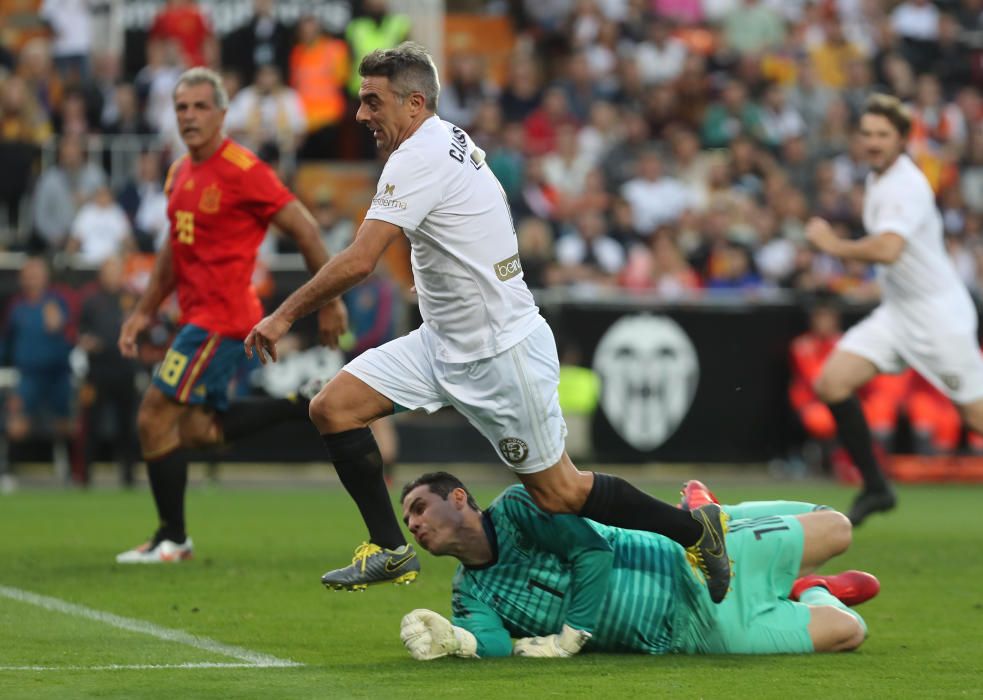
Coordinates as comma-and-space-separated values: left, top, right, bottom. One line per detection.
365, 116, 543, 362
863, 154, 976, 335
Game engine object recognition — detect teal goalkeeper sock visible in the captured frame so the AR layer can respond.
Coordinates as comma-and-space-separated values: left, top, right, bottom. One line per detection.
724, 500, 829, 520
798, 586, 868, 635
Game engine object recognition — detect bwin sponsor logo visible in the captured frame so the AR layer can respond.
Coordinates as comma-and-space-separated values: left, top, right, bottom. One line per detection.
494, 254, 523, 281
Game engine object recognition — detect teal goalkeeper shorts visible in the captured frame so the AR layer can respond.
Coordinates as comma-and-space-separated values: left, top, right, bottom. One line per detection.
684, 514, 814, 654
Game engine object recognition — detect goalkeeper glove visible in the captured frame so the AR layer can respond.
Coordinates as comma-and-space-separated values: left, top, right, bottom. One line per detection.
400, 609, 479, 661
512, 624, 592, 658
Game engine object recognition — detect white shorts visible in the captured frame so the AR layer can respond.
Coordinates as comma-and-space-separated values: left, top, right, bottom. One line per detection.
342, 319, 567, 474
839, 305, 983, 404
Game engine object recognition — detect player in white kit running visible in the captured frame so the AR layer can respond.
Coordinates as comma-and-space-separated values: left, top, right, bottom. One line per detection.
806, 94, 983, 525
244, 43, 731, 599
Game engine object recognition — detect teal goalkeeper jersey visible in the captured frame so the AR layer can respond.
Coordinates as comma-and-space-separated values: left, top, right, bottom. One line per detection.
450, 485, 706, 657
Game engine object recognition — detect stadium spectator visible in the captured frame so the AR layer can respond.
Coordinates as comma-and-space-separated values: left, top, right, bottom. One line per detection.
1, 257, 76, 484
891, 0, 940, 74
307, 188, 355, 256
523, 85, 578, 157
0, 75, 49, 235
52, 89, 89, 136
929, 13, 974, 99
621, 149, 697, 235
600, 108, 651, 191
809, 16, 865, 90
909, 73, 968, 160
575, 100, 619, 167
136, 38, 185, 133
77, 255, 138, 486
102, 83, 152, 136
542, 124, 594, 198
722, 0, 786, 55
498, 54, 544, 123
40, 0, 93, 82
31, 134, 106, 253
222, 0, 293, 87
17, 38, 62, 120
635, 16, 688, 87
117, 150, 167, 252
515, 216, 557, 290
148, 0, 214, 69
485, 119, 526, 204
290, 15, 350, 161
226, 64, 306, 159
553, 210, 625, 287
758, 82, 807, 151
343, 0, 410, 159
438, 53, 498, 131
620, 226, 701, 297
67, 184, 133, 265
345, 0, 410, 98
699, 79, 764, 148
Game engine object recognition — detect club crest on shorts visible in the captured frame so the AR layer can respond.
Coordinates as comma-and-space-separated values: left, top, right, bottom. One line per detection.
499, 437, 529, 464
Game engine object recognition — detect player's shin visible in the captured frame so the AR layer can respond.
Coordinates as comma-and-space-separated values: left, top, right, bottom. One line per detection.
146, 449, 189, 543
322, 427, 405, 549
580, 473, 702, 545
827, 397, 891, 494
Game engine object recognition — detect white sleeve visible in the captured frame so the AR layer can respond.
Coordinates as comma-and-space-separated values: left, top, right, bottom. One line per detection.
365, 150, 444, 232
870, 184, 921, 240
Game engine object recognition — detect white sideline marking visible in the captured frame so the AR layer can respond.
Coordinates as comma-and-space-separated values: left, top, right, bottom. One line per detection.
0, 585, 302, 669
0, 663, 273, 672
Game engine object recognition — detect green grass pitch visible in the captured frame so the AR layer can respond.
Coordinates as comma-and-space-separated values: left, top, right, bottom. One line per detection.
1, 476, 981, 699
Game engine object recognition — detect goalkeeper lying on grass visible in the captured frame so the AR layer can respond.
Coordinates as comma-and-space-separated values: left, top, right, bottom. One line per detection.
398, 473, 879, 659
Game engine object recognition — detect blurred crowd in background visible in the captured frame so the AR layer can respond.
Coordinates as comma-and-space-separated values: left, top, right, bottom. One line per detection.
0, 0, 980, 296
2, 0, 983, 485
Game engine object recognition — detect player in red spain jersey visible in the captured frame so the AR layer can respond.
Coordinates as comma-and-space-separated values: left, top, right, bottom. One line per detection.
115, 67, 348, 563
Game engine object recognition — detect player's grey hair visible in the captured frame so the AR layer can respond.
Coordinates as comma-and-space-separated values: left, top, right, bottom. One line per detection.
358, 41, 440, 111
173, 67, 229, 110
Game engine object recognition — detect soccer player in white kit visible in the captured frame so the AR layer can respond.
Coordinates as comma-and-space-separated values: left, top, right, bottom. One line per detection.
244, 42, 732, 599
806, 94, 983, 525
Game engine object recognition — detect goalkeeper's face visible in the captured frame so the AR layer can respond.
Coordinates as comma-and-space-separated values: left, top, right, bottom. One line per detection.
401, 486, 469, 556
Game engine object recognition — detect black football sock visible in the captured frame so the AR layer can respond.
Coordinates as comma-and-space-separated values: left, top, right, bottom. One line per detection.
580, 473, 703, 546
146, 450, 189, 543
322, 428, 405, 550
827, 397, 890, 493
220, 398, 311, 442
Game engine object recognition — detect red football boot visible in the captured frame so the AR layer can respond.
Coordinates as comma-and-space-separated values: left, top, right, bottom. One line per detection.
679, 480, 720, 510
791, 570, 880, 606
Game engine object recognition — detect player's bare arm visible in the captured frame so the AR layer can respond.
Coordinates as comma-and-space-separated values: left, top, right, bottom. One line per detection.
805, 217, 906, 265
271, 200, 349, 349
244, 219, 404, 363
118, 244, 176, 358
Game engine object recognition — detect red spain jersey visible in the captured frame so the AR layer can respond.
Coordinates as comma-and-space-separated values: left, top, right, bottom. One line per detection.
164, 139, 294, 339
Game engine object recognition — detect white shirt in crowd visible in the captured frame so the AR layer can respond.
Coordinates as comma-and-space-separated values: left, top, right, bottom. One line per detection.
620, 175, 697, 235
365, 116, 542, 363
225, 87, 307, 150
635, 38, 687, 86
71, 201, 131, 265
556, 233, 625, 275
864, 153, 975, 334
890, 1, 940, 41
40, 0, 92, 58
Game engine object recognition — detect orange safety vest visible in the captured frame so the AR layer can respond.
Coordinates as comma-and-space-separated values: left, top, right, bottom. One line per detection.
290, 38, 350, 131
